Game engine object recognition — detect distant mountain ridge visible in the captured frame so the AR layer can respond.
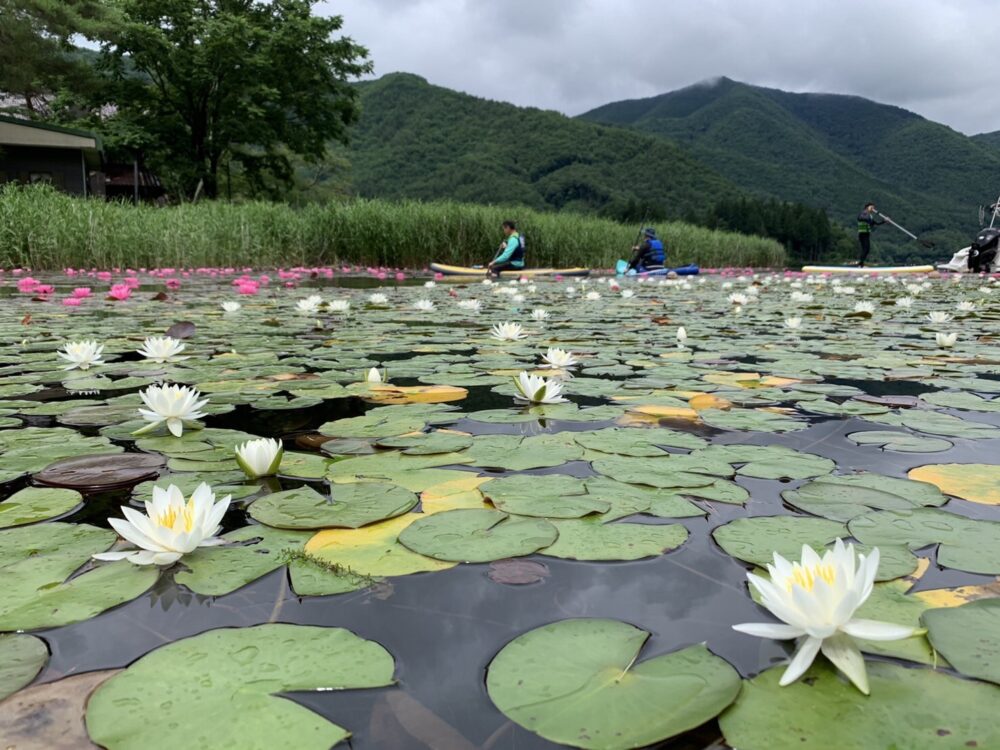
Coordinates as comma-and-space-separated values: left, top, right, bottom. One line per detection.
578, 77, 1000, 259
340, 73, 740, 219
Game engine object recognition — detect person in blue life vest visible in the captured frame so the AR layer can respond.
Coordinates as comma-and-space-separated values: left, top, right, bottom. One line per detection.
627, 227, 666, 272
857, 202, 885, 267
488, 220, 526, 276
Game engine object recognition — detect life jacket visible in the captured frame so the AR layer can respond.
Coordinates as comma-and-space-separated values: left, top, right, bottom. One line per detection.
858, 212, 876, 234
644, 238, 665, 265
510, 232, 525, 264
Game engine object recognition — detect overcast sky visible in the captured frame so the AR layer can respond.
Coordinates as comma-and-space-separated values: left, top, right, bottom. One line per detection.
323, 0, 995, 135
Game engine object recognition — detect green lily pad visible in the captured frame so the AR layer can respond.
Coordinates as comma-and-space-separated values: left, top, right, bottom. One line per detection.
0, 633, 47, 701
591, 454, 729, 489
376, 431, 474, 455
583, 476, 703, 519
864, 410, 1000, 439
699, 408, 807, 433
174, 525, 310, 596
482, 475, 610, 518
720, 661, 1000, 750
846, 430, 954, 453
573, 427, 706, 455
462, 433, 584, 471
487, 619, 740, 750
398, 508, 558, 562
0, 523, 159, 631
782, 473, 946, 522
249, 483, 417, 530
923, 599, 1000, 685
698, 444, 835, 480
713, 516, 917, 581
0, 487, 82, 527
541, 518, 688, 561
85, 624, 396, 750
849, 508, 1000, 575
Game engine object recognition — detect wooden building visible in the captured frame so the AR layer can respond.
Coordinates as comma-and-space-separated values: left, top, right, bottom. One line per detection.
0, 115, 103, 196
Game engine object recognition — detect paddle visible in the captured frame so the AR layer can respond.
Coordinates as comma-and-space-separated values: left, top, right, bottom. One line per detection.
876, 212, 935, 248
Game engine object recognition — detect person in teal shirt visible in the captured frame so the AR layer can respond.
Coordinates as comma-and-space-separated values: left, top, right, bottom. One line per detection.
488, 220, 525, 276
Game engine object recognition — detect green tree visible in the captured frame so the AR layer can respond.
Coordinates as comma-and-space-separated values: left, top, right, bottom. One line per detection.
101, 0, 371, 198
0, 0, 115, 116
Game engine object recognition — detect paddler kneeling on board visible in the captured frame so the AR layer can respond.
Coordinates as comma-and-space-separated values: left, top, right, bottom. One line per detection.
626, 228, 666, 273
487, 221, 526, 276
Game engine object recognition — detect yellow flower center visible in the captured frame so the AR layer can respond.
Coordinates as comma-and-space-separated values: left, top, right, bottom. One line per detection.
156, 499, 196, 532
787, 562, 836, 592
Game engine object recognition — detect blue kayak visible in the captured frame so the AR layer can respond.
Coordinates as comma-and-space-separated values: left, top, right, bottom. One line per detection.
615, 260, 700, 276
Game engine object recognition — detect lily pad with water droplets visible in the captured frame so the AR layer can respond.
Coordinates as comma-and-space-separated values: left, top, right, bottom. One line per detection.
398, 508, 558, 563
923, 599, 1000, 685
540, 517, 688, 561
0, 487, 82, 528
782, 472, 946, 522
249, 483, 417, 530
720, 660, 1000, 750
0, 634, 47, 701
487, 619, 740, 750
85, 624, 396, 750
847, 430, 953, 453
482, 475, 609, 518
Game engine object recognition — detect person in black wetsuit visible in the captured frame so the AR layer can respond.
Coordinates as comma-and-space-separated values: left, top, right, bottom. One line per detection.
857, 203, 884, 267
627, 228, 666, 272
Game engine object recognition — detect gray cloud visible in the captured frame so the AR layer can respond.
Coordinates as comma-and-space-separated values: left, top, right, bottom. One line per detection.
323, 0, 993, 134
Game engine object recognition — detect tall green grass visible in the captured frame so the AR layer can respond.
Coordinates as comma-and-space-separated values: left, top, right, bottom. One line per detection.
0, 184, 785, 269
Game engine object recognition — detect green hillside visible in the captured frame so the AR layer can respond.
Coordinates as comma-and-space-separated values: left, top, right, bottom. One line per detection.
340, 73, 739, 219
973, 131, 1000, 151
580, 78, 1000, 262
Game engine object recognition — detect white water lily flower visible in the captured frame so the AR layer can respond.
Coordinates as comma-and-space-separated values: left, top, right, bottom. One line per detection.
512, 371, 567, 404
221, 301, 241, 313
491, 321, 525, 341
895, 297, 914, 308
620, 289, 635, 299
733, 540, 917, 695
784, 317, 802, 329
367, 293, 388, 305
413, 298, 435, 311
956, 301, 975, 312
363, 367, 387, 383
531, 308, 549, 321
234, 437, 284, 478
512, 294, 526, 303
136, 336, 188, 363
565, 286, 576, 296
728, 292, 749, 306
328, 299, 350, 313
424, 281, 436, 288
58, 340, 104, 371
541, 347, 578, 369
585, 291, 601, 301
721, 282, 734, 290
905, 283, 923, 295
92, 483, 230, 566
296, 297, 322, 315
135, 384, 208, 437
676, 326, 688, 344
457, 299, 482, 312
936, 332, 958, 348
927, 311, 952, 324
853, 301, 875, 315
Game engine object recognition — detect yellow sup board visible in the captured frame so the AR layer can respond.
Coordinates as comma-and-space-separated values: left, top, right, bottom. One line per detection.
801, 265, 935, 274
430, 263, 590, 277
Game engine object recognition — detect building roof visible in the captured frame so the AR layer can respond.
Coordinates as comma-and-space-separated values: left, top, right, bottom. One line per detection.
0, 114, 103, 156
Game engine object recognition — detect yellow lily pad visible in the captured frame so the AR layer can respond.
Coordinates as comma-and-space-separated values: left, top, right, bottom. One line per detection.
688, 393, 733, 411
907, 463, 1000, 505
362, 384, 468, 405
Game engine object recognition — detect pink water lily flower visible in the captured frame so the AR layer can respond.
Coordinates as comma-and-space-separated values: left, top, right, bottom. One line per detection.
107, 284, 133, 301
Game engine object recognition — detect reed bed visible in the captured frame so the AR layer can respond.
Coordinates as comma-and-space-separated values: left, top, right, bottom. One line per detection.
0, 185, 786, 269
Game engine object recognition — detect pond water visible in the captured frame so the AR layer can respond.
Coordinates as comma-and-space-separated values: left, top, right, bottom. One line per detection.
2, 269, 1000, 750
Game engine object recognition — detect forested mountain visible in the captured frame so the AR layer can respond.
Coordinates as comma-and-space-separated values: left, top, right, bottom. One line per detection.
580, 78, 1000, 261
973, 131, 1000, 152
339, 73, 739, 219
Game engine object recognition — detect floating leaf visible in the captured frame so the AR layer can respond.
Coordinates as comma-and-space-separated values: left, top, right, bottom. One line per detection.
698, 444, 835, 480
487, 619, 740, 750
461, 433, 583, 471
923, 599, 1000, 685
720, 661, 1000, 750
249, 483, 417, 530
488, 559, 550, 585
908, 463, 1000, 505
0, 634, 47, 701
699, 408, 807, 433
85, 624, 395, 750
398, 508, 557, 563
782, 473, 946, 522
572, 427, 705, 455
33, 453, 165, 491
482, 475, 609, 518
0, 487, 82, 528
847, 430, 953, 453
